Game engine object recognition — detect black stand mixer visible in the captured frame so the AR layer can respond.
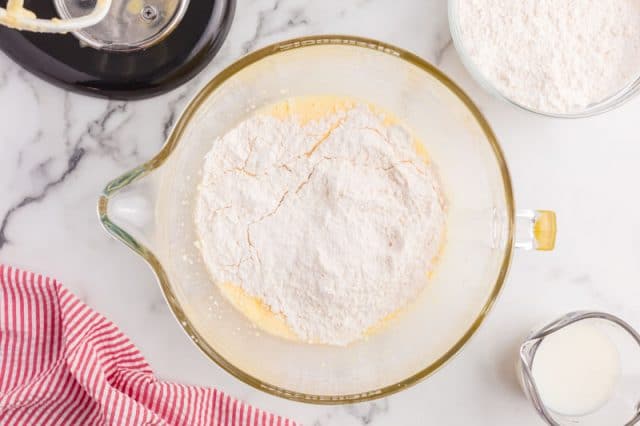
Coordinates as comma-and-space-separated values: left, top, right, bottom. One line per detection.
0, 0, 235, 99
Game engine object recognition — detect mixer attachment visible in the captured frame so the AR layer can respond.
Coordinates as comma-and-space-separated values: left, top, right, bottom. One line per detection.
0, 0, 111, 33
0, 0, 235, 99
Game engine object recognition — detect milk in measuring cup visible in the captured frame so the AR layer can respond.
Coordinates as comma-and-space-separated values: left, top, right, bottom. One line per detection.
531, 321, 620, 416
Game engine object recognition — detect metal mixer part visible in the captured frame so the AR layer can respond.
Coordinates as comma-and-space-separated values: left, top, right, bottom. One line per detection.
0, 0, 111, 33
0, 0, 235, 99
54, 0, 189, 51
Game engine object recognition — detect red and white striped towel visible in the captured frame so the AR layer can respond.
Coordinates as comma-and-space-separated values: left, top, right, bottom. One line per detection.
0, 265, 296, 426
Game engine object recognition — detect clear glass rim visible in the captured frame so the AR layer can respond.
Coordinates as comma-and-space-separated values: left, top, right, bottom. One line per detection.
447, 0, 640, 119
98, 34, 516, 404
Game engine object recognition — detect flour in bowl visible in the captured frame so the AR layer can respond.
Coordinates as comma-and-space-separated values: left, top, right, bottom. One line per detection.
195, 98, 446, 346
456, 0, 640, 114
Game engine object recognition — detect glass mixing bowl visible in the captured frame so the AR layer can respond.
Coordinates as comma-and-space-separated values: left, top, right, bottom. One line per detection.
448, 0, 640, 118
98, 35, 557, 403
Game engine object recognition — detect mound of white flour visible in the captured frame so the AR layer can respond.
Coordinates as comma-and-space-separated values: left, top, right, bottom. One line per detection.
195, 103, 445, 345
457, 0, 640, 114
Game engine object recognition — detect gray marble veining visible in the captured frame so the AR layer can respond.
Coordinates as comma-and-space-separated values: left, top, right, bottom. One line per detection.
2, 0, 640, 424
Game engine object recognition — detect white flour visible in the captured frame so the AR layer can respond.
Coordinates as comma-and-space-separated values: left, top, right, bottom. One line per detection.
195, 103, 446, 345
457, 0, 640, 114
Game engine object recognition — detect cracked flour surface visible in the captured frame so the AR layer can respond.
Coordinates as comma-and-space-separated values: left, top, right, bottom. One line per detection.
195, 101, 446, 345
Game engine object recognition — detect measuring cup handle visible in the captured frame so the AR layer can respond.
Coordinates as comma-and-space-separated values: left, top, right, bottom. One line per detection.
515, 210, 557, 251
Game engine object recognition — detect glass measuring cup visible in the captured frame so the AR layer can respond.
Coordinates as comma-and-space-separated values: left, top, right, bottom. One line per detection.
519, 311, 640, 425
98, 35, 557, 403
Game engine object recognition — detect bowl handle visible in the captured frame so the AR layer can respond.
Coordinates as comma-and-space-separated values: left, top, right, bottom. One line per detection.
515, 210, 557, 251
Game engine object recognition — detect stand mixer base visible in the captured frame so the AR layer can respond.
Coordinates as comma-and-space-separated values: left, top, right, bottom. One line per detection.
0, 0, 235, 100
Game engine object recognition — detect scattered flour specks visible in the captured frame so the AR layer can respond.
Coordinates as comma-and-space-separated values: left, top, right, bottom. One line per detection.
195, 102, 446, 345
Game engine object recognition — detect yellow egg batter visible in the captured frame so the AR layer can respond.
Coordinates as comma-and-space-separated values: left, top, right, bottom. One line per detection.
215, 95, 443, 344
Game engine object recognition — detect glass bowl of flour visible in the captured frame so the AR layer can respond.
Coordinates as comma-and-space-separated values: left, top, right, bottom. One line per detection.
449, 0, 640, 118
99, 35, 557, 403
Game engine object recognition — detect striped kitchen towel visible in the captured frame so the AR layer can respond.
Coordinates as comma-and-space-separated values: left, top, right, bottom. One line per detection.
0, 265, 296, 426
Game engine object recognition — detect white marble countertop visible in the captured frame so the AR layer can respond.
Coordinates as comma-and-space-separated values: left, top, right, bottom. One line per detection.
2, 0, 640, 424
